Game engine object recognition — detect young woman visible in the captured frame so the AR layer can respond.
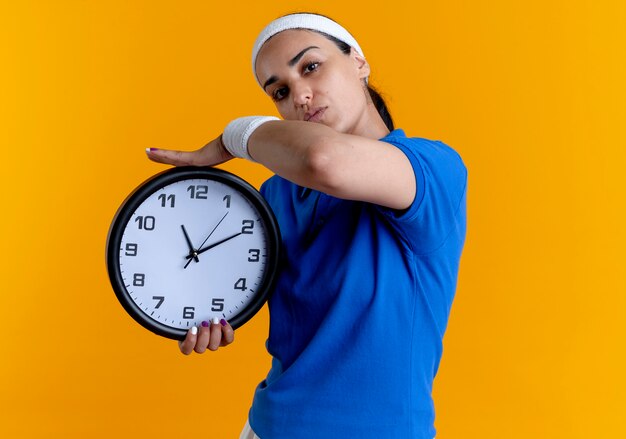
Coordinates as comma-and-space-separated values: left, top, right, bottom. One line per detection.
147, 13, 467, 439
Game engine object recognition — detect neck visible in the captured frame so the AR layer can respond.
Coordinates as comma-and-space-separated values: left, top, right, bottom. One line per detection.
350, 102, 391, 139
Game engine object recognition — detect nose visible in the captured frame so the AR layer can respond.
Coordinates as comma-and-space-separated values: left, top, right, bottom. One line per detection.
292, 82, 312, 107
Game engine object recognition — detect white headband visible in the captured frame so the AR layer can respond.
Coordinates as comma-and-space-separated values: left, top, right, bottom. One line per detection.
251, 13, 365, 85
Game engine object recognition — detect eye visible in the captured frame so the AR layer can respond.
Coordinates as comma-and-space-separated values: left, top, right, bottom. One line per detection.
272, 87, 289, 102
304, 62, 319, 74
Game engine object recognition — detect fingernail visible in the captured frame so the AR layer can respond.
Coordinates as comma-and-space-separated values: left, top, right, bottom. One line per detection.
220, 319, 227, 327
145, 147, 158, 154
212, 317, 220, 325
201, 321, 209, 327
190, 326, 198, 335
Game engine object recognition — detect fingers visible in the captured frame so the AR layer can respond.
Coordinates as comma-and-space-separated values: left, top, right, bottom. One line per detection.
194, 320, 213, 353
178, 326, 198, 355
209, 318, 236, 350
145, 137, 234, 167
178, 319, 234, 355
208, 318, 223, 351
146, 148, 203, 167
220, 319, 235, 347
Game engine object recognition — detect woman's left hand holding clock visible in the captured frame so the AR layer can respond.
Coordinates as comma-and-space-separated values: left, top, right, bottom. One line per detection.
178, 318, 235, 355
175, 215, 238, 354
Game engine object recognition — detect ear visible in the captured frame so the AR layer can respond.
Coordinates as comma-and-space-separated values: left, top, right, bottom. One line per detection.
351, 48, 370, 80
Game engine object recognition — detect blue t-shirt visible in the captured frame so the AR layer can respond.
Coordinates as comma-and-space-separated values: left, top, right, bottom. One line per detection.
249, 129, 467, 438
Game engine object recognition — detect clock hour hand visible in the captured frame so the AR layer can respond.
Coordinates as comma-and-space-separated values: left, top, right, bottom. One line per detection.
185, 232, 243, 259
181, 225, 199, 263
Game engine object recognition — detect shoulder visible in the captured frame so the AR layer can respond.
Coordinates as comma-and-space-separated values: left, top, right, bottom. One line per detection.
382, 129, 465, 168
382, 128, 467, 195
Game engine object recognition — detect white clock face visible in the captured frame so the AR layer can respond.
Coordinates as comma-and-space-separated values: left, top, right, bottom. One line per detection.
117, 177, 271, 331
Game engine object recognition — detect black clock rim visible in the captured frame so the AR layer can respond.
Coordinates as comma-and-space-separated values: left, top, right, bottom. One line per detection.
106, 166, 281, 341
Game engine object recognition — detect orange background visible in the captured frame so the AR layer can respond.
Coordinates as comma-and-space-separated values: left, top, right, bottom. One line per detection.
1, 1, 625, 437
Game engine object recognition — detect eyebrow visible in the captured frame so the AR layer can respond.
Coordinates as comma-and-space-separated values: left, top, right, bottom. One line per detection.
262, 46, 320, 91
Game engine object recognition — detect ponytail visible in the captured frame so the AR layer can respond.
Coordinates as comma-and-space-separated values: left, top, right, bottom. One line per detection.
366, 84, 394, 131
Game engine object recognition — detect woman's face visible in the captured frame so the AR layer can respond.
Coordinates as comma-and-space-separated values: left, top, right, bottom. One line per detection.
255, 29, 371, 134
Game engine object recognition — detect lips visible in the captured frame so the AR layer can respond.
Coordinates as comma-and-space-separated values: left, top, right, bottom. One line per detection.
304, 107, 326, 123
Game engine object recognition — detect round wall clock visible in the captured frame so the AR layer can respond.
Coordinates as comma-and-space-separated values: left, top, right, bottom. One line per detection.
106, 166, 281, 340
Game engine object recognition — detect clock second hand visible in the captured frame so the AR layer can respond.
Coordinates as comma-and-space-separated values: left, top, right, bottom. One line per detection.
184, 211, 228, 269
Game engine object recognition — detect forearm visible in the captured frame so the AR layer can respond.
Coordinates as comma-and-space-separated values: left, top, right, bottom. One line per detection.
246, 119, 415, 209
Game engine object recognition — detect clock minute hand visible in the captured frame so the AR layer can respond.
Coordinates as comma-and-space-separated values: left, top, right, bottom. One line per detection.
195, 212, 228, 250
186, 232, 243, 259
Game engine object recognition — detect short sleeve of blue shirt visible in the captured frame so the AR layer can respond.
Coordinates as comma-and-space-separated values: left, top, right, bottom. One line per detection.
376, 129, 468, 255
249, 129, 467, 439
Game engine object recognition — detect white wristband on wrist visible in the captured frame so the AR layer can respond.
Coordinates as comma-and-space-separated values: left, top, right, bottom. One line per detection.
222, 116, 280, 161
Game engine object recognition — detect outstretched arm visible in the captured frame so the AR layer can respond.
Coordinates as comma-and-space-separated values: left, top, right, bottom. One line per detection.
147, 120, 415, 210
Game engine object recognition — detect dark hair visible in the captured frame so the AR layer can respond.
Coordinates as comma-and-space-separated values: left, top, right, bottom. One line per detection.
317, 32, 395, 131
